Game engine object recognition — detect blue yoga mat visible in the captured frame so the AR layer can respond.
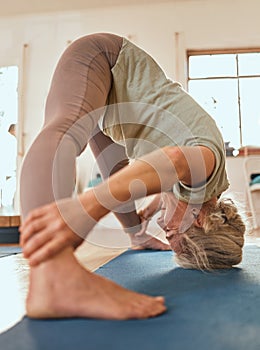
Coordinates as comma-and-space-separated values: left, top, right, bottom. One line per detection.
0, 245, 259, 350
0, 246, 22, 258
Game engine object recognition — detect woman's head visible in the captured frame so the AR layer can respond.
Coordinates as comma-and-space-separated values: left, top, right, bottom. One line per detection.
172, 198, 246, 270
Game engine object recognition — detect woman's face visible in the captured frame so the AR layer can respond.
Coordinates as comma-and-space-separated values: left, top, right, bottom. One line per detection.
157, 192, 201, 253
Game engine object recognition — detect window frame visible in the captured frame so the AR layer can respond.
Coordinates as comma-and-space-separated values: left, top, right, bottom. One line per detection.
187, 48, 260, 148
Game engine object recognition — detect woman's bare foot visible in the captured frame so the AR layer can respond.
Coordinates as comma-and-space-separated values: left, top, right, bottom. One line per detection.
129, 218, 171, 251
130, 232, 171, 251
26, 247, 166, 320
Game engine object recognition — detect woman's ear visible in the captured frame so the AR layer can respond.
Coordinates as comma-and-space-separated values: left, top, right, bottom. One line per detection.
192, 208, 204, 228
193, 215, 203, 228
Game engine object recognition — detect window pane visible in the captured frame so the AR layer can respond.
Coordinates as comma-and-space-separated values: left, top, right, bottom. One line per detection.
238, 53, 260, 76
0, 66, 18, 122
239, 77, 260, 146
0, 65, 18, 211
189, 54, 237, 78
188, 79, 240, 148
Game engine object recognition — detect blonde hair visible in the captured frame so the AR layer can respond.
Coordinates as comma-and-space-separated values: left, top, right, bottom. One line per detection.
175, 198, 246, 270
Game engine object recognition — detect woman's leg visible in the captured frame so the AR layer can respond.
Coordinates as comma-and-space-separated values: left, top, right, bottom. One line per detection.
21, 34, 166, 319
89, 126, 142, 234
20, 33, 123, 218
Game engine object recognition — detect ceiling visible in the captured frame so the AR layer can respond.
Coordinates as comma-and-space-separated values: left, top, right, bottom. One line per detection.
0, 0, 193, 17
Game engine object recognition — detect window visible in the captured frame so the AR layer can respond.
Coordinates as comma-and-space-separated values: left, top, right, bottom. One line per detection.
187, 50, 260, 150
0, 65, 18, 211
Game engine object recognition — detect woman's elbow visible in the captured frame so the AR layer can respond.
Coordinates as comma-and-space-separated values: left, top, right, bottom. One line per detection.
162, 146, 187, 181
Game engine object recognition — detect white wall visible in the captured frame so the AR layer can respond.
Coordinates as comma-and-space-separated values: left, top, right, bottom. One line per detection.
0, 0, 259, 203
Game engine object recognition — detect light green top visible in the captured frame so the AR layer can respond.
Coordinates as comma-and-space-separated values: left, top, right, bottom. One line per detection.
101, 37, 229, 203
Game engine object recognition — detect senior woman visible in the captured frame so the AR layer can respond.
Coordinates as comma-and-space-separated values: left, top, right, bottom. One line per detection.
19, 33, 245, 320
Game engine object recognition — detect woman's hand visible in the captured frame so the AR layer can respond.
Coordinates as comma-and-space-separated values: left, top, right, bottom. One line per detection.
138, 193, 163, 221
20, 196, 98, 266
20, 202, 83, 266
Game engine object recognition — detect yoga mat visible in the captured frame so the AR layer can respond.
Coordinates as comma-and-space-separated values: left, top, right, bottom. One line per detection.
0, 246, 22, 258
0, 245, 259, 350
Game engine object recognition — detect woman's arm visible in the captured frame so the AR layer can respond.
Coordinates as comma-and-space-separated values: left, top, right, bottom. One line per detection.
20, 145, 215, 265
86, 144, 215, 213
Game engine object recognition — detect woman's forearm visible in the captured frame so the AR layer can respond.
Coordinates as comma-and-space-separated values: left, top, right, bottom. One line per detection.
79, 145, 215, 225
79, 147, 179, 223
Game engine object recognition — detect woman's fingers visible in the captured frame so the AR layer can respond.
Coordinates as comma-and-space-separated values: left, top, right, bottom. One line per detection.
28, 236, 68, 266
20, 203, 65, 246
20, 216, 50, 245
19, 201, 85, 266
20, 205, 49, 230
28, 230, 82, 266
22, 228, 54, 258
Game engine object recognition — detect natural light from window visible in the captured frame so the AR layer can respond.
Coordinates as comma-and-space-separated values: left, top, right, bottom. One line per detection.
188, 52, 260, 151
0, 66, 18, 211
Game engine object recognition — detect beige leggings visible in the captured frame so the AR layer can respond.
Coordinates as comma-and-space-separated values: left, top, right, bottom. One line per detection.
20, 33, 141, 232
